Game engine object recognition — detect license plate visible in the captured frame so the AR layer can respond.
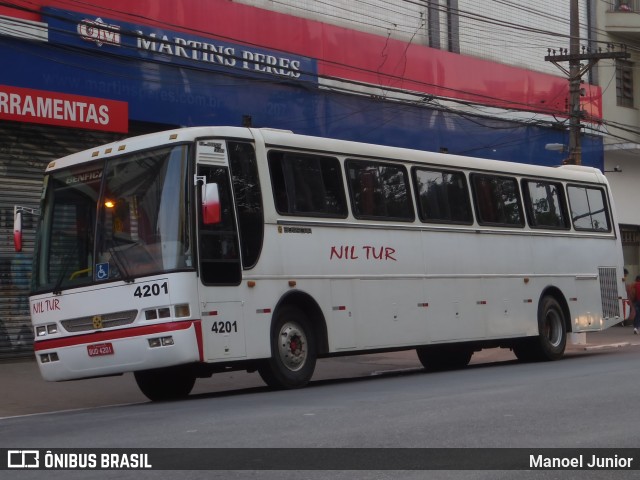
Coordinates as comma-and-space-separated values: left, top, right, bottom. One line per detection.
87, 343, 114, 357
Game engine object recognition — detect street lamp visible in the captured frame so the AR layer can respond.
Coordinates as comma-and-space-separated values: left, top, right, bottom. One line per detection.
545, 143, 567, 152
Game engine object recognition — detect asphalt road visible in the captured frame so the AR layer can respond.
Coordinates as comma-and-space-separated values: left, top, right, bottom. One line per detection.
1, 338, 639, 480
2, 326, 637, 418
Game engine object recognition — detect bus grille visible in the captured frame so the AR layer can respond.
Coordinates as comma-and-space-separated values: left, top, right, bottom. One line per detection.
599, 267, 620, 319
61, 310, 138, 332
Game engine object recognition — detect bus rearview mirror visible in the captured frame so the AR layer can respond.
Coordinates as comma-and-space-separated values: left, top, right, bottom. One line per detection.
13, 207, 22, 252
202, 183, 221, 225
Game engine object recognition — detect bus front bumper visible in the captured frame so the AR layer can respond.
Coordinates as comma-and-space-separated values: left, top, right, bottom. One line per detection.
33, 320, 203, 382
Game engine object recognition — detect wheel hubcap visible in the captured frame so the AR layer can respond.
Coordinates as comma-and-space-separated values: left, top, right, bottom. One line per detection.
278, 321, 307, 372
544, 309, 563, 348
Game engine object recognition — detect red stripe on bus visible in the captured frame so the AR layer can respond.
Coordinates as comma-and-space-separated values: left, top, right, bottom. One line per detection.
194, 321, 204, 362
33, 320, 200, 351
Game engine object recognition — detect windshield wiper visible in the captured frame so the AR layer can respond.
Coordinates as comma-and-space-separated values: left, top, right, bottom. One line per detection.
108, 243, 136, 283
52, 253, 76, 295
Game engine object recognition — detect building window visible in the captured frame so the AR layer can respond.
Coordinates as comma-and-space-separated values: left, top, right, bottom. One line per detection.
616, 59, 634, 108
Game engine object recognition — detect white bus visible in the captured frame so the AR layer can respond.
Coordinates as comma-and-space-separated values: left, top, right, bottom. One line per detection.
19, 126, 626, 400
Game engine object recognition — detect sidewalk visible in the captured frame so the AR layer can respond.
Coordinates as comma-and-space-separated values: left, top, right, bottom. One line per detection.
1, 325, 638, 418
569, 323, 640, 351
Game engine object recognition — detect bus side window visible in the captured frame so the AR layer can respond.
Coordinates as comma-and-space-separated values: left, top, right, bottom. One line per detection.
267, 151, 347, 218
522, 180, 569, 229
413, 167, 473, 224
346, 159, 414, 221
567, 185, 611, 232
471, 173, 524, 227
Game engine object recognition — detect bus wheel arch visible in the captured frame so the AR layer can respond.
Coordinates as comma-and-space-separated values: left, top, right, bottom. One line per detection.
258, 291, 327, 389
513, 287, 569, 362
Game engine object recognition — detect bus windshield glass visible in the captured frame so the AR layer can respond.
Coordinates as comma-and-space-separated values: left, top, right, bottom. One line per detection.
33, 145, 192, 292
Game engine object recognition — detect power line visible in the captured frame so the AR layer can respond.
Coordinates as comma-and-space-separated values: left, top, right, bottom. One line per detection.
3, 0, 639, 152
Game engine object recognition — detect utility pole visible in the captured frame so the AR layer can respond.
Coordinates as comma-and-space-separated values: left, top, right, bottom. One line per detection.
545, 0, 629, 165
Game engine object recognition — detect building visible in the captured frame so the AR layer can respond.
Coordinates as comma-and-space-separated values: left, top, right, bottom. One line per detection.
594, 1, 640, 280
0, 0, 610, 358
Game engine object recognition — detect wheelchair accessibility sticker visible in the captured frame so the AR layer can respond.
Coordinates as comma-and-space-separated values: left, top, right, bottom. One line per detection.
95, 263, 110, 281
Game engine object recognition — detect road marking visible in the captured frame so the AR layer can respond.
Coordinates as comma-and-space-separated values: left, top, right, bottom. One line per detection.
0, 402, 145, 421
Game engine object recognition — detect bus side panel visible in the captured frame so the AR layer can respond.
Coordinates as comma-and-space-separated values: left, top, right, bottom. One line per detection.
200, 300, 247, 361
355, 279, 427, 349
329, 279, 357, 350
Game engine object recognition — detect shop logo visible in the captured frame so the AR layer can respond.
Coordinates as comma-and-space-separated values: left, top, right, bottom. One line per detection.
77, 18, 121, 47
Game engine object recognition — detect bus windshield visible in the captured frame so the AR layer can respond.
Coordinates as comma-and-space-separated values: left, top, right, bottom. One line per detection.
33, 145, 192, 293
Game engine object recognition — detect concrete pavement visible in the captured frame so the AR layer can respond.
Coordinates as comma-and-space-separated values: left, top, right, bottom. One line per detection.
1, 324, 639, 418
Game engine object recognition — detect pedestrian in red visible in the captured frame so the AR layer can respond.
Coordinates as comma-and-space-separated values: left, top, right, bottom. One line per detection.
634, 275, 640, 334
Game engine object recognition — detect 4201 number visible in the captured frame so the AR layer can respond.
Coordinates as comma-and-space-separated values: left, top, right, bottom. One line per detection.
134, 282, 168, 298
211, 321, 238, 334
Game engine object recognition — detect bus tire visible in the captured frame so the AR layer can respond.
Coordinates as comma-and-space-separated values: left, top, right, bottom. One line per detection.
416, 345, 473, 371
513, 295, 566, 362
258, 305, 317, 389
134, 366, 196, 401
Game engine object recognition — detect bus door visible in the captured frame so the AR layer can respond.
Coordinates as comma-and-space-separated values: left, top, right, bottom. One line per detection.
195, 141, 247, 362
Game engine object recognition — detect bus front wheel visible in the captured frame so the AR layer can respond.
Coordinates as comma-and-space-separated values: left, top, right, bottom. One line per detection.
134, 366, 196, 401
513, 295, 567, 362
258, 305, 317, 389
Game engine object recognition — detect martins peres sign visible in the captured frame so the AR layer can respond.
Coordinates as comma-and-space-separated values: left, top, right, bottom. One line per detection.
48, 7, 316, 83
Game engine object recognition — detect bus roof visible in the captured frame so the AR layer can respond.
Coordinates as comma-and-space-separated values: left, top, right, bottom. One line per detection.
45, 126, 607, 185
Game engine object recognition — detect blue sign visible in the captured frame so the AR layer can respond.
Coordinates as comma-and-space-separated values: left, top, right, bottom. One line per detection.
95, 263, 110, 281
43, 7, 318, 85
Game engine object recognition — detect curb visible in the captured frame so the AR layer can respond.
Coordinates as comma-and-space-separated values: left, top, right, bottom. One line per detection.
582, 342, 637, 351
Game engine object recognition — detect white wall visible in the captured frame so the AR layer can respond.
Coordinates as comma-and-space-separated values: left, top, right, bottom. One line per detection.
235, 0, 588, 75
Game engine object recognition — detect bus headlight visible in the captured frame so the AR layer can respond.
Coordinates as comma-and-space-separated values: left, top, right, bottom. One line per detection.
35, 323, 58, 337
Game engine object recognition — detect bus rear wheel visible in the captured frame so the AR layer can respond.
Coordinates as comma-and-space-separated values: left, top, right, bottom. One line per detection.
258, 305, 317, 389
134, 366, 196, 401
416, 344, 473, 371
513, 295, 567, 362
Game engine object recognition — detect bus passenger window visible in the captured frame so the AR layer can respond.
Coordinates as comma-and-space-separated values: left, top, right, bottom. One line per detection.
413, 168, 472, 224
471, 174, 524, 227
522, 180, 569, 229
267, 151, 347, 218
567, 185, 611, 232
346, 160, 414, 221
